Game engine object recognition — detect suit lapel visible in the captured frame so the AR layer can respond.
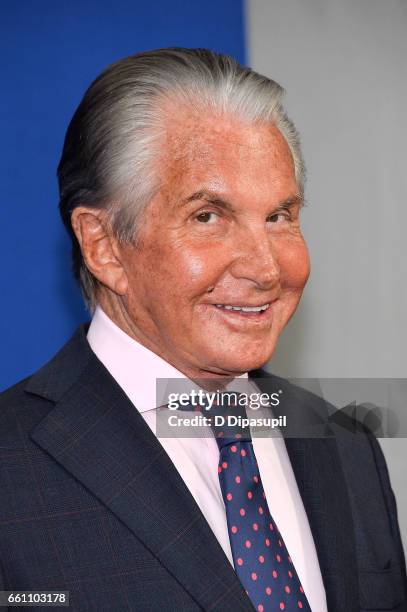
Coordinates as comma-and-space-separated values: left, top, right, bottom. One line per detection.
250, 371, 359, 611
28, 329, 253, 611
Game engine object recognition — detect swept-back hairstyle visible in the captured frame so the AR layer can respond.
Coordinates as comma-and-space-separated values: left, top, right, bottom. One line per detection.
58, 48, 305, 310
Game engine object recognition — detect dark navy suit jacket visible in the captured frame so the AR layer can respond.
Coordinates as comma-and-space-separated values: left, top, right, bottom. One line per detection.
1, 326, 406, 611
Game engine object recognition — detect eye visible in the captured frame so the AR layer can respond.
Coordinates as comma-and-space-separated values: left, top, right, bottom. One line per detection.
267, 212, 290, 224
195, 211, 218, 224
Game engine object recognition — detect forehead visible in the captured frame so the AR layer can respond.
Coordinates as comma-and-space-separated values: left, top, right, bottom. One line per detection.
157, 105, 298, 202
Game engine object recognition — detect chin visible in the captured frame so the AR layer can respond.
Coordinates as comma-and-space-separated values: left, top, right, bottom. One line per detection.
210, 348, 274, 376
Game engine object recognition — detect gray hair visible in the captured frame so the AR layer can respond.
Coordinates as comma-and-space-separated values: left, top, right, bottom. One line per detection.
58, 47, 305, 310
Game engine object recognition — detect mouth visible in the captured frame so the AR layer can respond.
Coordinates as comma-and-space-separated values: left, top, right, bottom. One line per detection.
213, 303, 271, 314
206, 301, 275, 329
195, 299, 278, 335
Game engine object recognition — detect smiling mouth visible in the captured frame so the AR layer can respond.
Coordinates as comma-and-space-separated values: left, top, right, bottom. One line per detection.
213, 303, 271, 313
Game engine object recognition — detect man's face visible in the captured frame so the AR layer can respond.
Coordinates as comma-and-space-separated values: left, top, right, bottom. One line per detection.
118, 110, 310, 377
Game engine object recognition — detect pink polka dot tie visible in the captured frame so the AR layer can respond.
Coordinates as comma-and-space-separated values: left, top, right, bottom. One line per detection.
216, 434, 311, 611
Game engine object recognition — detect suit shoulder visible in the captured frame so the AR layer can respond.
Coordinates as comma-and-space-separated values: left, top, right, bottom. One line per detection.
0, 374, 53, 447
1, 375, 31, 403
0, 375, 38, 415
0, 325, 92, 441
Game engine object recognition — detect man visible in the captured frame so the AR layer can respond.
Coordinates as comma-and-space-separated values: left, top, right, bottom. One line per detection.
0, 48, 405, 611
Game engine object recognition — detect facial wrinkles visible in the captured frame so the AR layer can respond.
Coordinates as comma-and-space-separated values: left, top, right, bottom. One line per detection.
112, 106, 310, 378
162, 124, 291, 294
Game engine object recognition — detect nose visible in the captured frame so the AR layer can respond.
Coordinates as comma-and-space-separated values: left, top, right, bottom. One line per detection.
229, 227, 281, 290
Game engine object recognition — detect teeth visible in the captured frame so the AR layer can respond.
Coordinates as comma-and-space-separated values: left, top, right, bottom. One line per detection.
215, 304, 270, 312
241, 305, 268, 312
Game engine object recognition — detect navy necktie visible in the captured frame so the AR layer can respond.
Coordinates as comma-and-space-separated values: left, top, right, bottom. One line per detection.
215, 428, 312, 611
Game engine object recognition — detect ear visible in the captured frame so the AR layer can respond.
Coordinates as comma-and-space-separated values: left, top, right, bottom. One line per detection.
71, 207, 128, 296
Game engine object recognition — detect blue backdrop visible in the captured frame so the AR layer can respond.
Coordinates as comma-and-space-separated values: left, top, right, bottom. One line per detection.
0, 0, 246, 390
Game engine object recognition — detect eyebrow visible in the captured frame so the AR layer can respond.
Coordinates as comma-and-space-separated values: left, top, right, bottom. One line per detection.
182, 191, 235, 211
181, 190, 304, 212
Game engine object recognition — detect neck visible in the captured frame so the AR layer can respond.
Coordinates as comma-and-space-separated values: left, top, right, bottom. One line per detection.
96, 291, 247, 387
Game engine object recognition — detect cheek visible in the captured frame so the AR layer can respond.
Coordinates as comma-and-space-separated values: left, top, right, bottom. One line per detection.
178, 252, 211, 284
132, 240, 229, 302
158, 243, 228, 295
277, 239, 310, 289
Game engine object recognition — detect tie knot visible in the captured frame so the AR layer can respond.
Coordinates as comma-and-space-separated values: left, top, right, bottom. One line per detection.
173, 390, 252, 446
214, 431, 252, 452
209, 391, 252, 448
